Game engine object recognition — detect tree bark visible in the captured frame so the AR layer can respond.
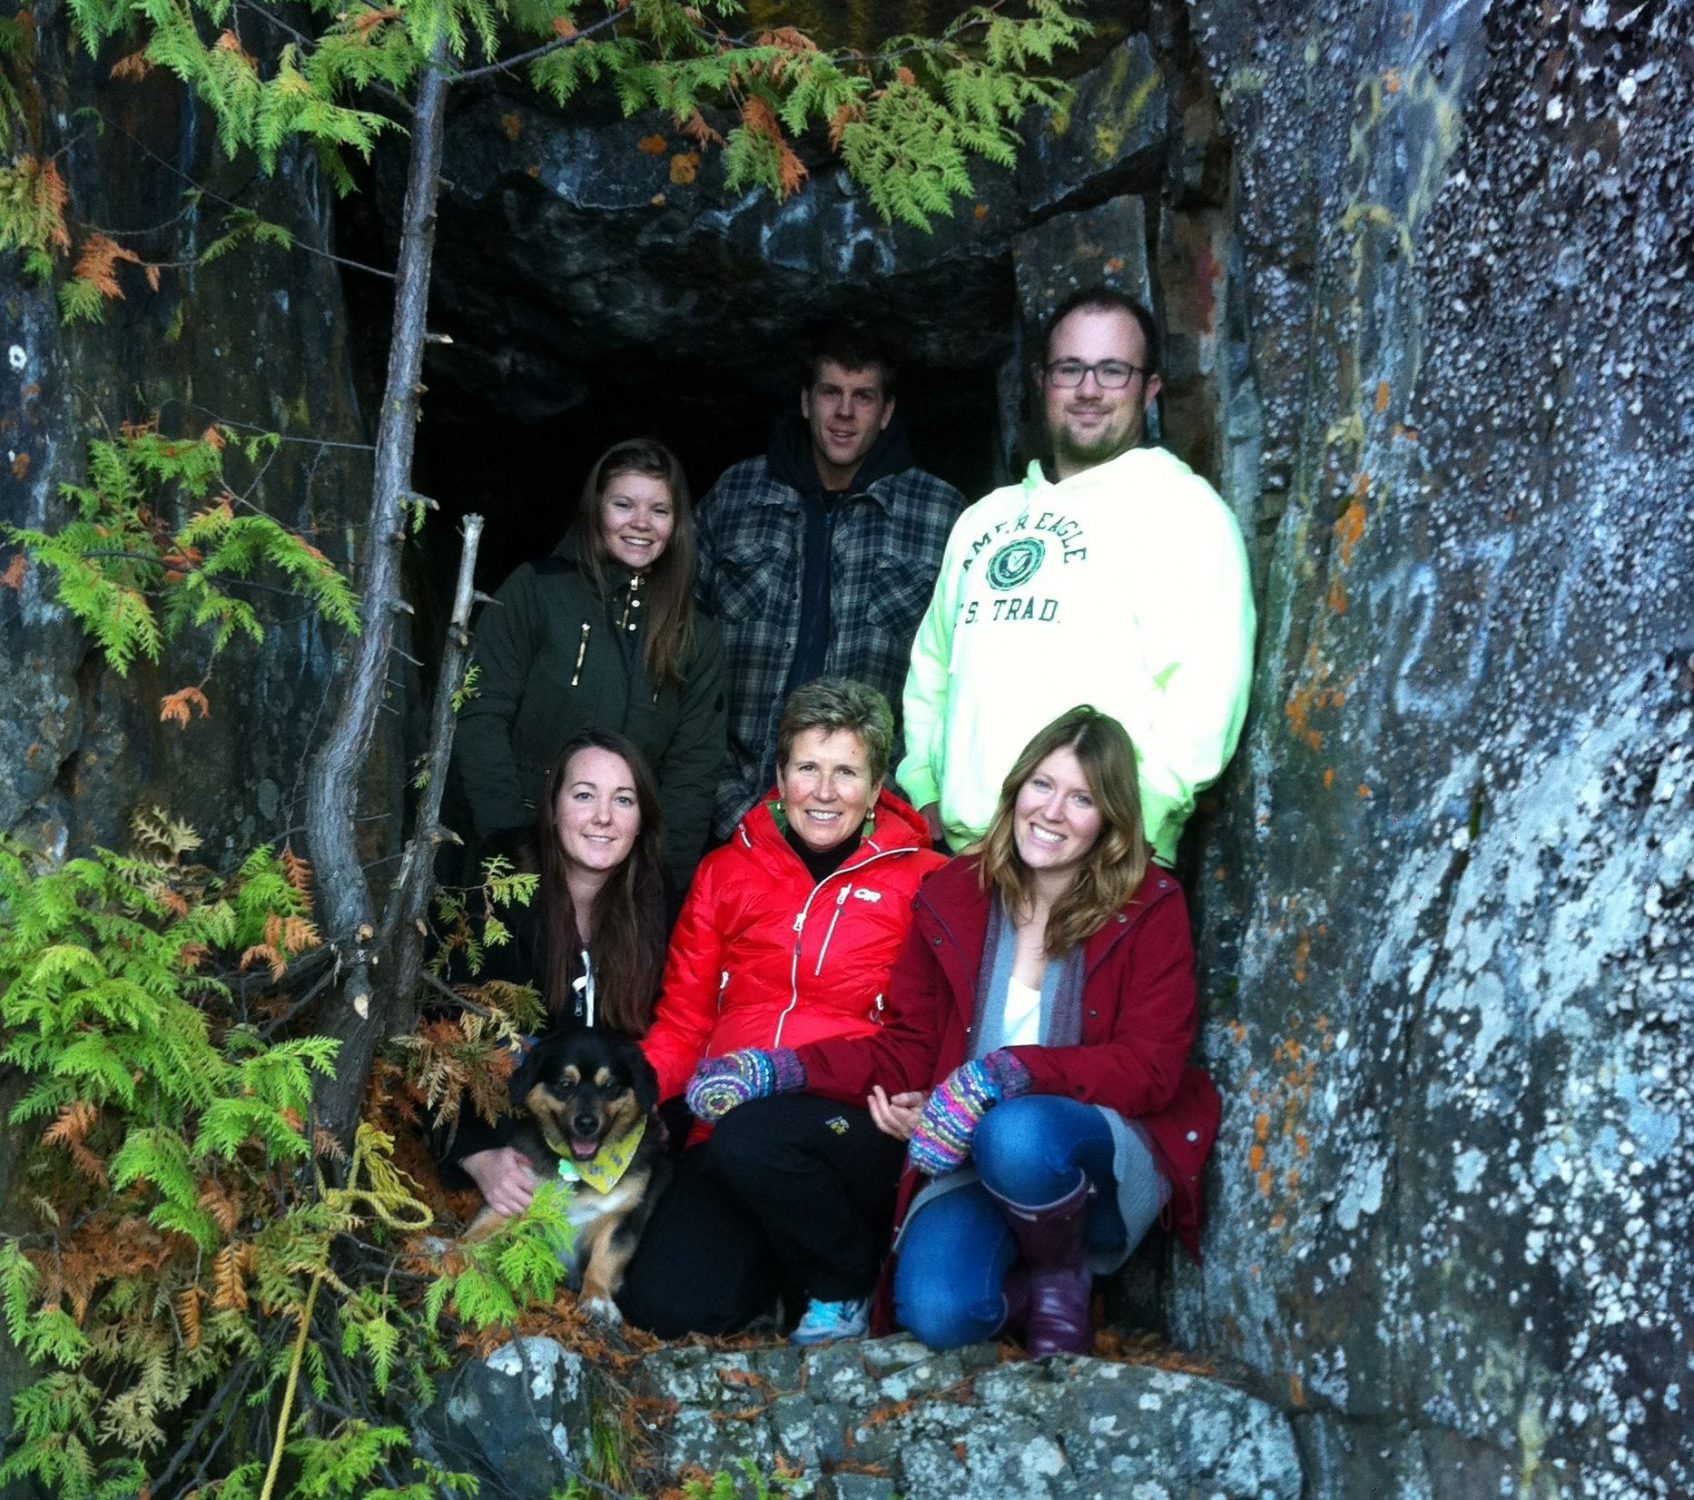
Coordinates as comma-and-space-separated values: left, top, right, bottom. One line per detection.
305, 57, 452, 1147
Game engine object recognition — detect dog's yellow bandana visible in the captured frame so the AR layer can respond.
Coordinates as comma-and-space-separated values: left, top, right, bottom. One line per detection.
553, 1119, 647, 1193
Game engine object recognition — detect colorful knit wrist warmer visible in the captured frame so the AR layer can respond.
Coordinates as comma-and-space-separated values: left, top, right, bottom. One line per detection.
685, 1047, 806, 1121
908, 1054, 1023, 1176
981, 1048, 1033, 1099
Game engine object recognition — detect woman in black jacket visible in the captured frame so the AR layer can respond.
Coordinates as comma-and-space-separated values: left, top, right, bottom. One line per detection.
454, 438, 727, 890
444, 730, 670, 1215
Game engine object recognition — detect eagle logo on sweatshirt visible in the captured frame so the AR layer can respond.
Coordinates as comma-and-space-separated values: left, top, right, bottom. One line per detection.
985, 536, 1045, 590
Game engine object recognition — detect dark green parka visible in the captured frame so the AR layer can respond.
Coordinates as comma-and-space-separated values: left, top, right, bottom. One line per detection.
453, 536, 727, 887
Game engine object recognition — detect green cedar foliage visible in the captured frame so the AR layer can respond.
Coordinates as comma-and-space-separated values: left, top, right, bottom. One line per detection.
0, 823, 572, 1500
4, 0, 1087, 280
4, 421, 360, 679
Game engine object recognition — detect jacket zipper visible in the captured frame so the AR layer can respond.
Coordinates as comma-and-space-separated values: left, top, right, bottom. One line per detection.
772, 845, 908, 1049
813, 886, 850, 976
570, 622, 590, 687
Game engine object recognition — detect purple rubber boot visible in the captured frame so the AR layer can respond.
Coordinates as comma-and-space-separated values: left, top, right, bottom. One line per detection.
988, 1177, 1093, 1357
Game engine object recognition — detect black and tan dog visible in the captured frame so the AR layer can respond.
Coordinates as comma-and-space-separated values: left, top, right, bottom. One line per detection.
465, 1028, 669, 1324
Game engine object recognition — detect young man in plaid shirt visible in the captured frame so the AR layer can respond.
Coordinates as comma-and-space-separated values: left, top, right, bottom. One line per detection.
695, 322, 966, 840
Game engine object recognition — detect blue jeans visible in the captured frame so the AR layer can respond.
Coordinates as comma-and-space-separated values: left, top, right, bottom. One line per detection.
894, 1096, 1141, 1350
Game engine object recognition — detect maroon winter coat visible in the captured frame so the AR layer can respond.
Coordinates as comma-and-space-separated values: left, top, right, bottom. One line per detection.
795, 856, 1221, 1263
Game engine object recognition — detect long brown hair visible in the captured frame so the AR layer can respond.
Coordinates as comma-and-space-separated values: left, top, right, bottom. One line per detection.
534, 730, 668, 1035
976, 706, 1150, 956
571, 437, 698, 687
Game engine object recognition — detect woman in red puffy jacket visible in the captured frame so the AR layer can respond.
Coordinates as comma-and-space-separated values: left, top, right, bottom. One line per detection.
685, 706, 1220, 1357
617, 678, 945, 1340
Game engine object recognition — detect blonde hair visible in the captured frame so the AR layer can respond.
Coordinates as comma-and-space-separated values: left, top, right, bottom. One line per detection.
977, 706, 1150, 955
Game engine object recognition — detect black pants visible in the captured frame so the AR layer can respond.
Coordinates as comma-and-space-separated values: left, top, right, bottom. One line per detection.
616, 1094, 905, 1338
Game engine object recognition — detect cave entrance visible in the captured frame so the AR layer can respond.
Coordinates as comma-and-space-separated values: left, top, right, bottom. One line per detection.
334, 0, 1235, 654
401, 305, 1014, 603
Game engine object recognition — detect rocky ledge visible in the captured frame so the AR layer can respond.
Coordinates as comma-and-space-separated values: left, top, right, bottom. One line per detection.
416, 1332, 1301, 1499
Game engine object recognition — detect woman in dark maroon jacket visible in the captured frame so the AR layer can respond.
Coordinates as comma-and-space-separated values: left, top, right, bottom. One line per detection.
686, 706, 1219, 1356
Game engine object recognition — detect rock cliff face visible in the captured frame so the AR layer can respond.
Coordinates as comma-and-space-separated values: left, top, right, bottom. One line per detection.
1176, 4, 1692, 1497
0, 6, 390, 861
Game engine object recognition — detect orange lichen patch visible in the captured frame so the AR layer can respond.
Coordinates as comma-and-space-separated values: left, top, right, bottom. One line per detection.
500, 112, 522, 143
11, 451, 28, 479
1, 555, 25, 591
1284, 684, 1325, 750
637, 133, 669, 155
1384, 68, 1401, 93
1228, 1020, 1247, 1045
1284, 1168, 1300, 1191
669, 151, 700, 185
1104, 255, 1124, 273
1253, 1112, 1270, 1144
1290, 1372, 1306, 1407
1374, 380, 1391, 413
1294, 1133, 1310, 1158
1335, 483, 1368, 565
1323, 767, 1335, 790
525, 164, 541, 179
1257, 1168, 1275, 1196
1268, 1210, 1286, 1230
1358, 783, 1372, 799
1248, 1144, 1266, 1173
1293, 933, 1310, 984
973, 202, 988, 220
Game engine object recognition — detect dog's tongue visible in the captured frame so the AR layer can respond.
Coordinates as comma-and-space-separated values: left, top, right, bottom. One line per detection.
569, 1138, 599, 1161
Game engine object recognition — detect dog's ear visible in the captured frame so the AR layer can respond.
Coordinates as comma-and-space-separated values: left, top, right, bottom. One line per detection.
622, 1039, 660, 1116
508, 1030, 560, 1108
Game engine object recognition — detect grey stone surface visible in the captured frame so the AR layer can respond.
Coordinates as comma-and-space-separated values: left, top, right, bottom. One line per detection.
632, 1336, 1301, 1499
414, 1336, 599, 1500
1173, 2, 1694, 1498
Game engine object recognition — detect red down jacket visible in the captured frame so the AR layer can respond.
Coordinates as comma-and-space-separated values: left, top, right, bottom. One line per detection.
641, 787, 946, 1106
795, 856, 1221, 1261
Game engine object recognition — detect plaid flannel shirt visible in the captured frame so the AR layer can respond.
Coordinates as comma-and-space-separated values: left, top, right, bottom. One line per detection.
696, 454, 965, 837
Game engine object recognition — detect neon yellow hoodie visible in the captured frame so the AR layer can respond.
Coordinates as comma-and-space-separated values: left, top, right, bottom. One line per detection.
897, 447, 1256, 865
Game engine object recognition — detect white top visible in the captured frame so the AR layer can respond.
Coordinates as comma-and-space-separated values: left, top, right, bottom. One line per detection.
1001, 975, 1044, 1047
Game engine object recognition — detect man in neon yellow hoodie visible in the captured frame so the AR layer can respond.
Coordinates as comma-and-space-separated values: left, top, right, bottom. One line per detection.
898, 289, 1256, 866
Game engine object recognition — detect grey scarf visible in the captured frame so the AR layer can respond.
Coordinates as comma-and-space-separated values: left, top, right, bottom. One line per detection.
969, 895, 1086, 1057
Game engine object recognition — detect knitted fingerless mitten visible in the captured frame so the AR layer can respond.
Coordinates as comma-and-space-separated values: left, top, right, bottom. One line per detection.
684, 1047, 807, 1121
907, 1049, 1033, 1176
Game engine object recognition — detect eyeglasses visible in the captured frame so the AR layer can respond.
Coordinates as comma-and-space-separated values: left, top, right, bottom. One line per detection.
1044, 359, 1149, 390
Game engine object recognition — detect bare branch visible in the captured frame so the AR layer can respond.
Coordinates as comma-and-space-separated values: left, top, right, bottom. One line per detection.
380, 514, 484, 992
449, 7, 628, 85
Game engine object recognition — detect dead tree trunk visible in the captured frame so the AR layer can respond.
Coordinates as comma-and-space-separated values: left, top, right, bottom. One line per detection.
305, 57, 452, 1147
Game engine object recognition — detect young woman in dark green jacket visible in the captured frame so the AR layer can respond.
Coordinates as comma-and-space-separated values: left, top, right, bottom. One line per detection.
454, 438, 727, 891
